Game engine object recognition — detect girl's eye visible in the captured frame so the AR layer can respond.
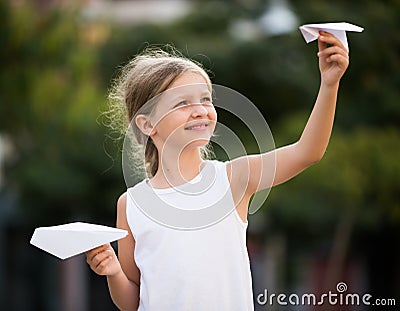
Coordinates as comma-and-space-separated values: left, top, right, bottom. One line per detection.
173, 97, 212, 109
201, 97, 212, 105
174, 101, 189, 108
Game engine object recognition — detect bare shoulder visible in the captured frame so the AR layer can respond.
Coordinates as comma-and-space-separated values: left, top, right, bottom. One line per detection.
226, 157, 251, 191
225, 159, 252, 222
116, 191, 141, 286
115, 191, 131, 233
116, 192, 129, 229
117, 192, 127, 212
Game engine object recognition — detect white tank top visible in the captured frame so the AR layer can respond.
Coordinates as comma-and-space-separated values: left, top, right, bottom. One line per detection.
126, 160, 254, 310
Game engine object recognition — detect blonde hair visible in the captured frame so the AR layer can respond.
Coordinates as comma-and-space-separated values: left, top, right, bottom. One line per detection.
108, 47, 213, 177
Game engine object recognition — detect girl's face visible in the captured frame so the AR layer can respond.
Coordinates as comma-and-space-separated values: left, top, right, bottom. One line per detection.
149, 72, 217, 151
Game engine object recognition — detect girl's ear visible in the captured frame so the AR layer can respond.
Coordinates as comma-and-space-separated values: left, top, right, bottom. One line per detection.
135, 114, 156, 136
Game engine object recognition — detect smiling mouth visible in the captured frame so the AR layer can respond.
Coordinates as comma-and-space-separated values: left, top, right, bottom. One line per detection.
184, 122, 209, 130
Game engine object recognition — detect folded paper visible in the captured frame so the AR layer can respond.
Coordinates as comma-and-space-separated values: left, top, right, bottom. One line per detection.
30, 222, 128, 260
299, 22, 364, 51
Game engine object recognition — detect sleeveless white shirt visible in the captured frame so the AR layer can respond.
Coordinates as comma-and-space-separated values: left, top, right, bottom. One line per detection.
126, 160, 254, 310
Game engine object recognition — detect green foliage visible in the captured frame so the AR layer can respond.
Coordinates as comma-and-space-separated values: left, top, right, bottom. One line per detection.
2, 0, 399, 235
292, 0, 400, 129
268, 126, 400, 237
1, 2, 122, 224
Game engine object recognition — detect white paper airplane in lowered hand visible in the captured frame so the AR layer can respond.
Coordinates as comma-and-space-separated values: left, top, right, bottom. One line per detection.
30, 222, 128, 260
299, 22, 364, 51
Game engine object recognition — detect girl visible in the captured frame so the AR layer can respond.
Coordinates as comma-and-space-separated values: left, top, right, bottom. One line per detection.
86, 32, 349, 310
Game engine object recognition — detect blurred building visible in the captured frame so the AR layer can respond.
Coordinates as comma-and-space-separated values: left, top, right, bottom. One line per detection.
10, 0, 193, 25
83, 0, 192, 25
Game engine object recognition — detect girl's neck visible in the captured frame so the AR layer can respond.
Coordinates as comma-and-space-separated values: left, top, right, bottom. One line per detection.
150, 147, 205, 189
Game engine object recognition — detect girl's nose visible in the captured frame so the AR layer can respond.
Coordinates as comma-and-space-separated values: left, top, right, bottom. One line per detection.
191, 103, 208, 118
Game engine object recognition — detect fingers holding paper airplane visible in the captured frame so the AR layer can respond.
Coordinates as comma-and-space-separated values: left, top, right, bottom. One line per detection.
86, 244, 122, 277
317, 31, 349, 86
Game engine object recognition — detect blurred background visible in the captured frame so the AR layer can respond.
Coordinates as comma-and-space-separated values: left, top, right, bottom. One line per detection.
1, 0, 399, 310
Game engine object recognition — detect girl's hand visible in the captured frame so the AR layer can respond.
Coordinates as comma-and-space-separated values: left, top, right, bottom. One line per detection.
86, 244, 122, 277
317, 31, 349, 86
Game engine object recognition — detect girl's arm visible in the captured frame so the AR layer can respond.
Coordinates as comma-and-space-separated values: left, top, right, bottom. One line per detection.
230, 31, 349, 194
86, 193, 140, 311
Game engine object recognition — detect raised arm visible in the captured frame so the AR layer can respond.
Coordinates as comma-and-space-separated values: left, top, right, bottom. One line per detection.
86, 193, 140, 311
230, 31, 349, 195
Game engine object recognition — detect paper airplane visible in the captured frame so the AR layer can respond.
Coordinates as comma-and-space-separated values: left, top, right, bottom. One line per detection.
299, 22, 364, 51
30, 222, 128, 260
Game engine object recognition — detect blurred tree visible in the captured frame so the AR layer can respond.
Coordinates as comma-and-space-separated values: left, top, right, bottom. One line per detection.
267, 124, 400, 292
291, 0, 400, 129
2, 0, 399, 231
0, 2, 123, 225
268, 125, 400, 232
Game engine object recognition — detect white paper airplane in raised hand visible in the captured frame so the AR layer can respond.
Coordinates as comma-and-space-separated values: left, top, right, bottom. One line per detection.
299, 22, 364, 51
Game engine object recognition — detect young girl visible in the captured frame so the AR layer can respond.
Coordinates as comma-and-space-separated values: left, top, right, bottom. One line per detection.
86, 32, 349, 310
